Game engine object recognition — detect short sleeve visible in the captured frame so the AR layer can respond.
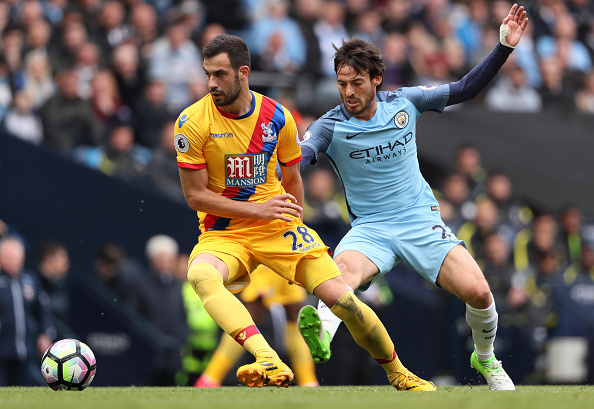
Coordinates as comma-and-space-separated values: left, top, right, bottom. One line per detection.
276, 107, 302, 166
175, 109, 206, 170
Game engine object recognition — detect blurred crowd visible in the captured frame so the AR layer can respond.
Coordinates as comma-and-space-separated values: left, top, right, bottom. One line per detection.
2, 0, 594, 387
2, 0, 594, 202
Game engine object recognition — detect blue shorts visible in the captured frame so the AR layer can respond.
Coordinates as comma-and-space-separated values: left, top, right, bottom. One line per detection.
334, 209, 464, 288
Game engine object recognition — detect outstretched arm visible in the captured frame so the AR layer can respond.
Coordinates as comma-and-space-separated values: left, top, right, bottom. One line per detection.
447, 4, 528, 106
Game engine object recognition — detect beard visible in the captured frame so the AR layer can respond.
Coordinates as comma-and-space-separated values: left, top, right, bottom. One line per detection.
210, 75, 241, 107
342, 94, 374, 117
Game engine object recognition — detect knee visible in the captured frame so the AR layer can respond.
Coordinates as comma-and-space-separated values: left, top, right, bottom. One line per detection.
187, 263, 223, 294
335, 261, 360, 290
465, 280, 492, 309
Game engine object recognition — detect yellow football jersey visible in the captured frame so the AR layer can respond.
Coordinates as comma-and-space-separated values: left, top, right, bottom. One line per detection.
175, 91, 302, 232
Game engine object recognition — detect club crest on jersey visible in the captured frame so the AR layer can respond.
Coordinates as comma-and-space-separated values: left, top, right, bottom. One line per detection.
225, 153, 267, 187
175, 133, 190, 153
261, 122, 278, 143
395, 111, 409, 128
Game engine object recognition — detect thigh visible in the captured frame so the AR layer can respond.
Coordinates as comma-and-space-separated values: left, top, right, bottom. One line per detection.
396, 219, 463, 285
334, 222, 398, 277
436, 244, 490, 307
189, 232, 253, 293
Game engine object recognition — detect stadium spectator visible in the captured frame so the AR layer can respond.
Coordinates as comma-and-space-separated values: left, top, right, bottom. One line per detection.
437, 172, 476, 233
72, 122, 151, 184
251, 0, 306, 74
111, 41, 147, 116
128, 2, 159, 57
133, 80, 172, 148
73, 41, 102, 100
92, 0, 133, 58
453, 144, 487, 200
147, 20, 206, 114
0, 55, 12, 122
93, 242, 142, 302
35, 240, 73, 338
381, 0, 410, 34
302, 167, 350, 251
558, 205, 587, 266
21, 50, 55, 110
514, 213, 564, 273
485, 170, 533, 235
574, 69, 594, 113
49, 18, 90, 73
2, 91, 43, 145
147, 119, 186, 203
381, 32, 417, 90
39, 68, 101, 154
0, 236, 55, 386
88, 69, 130, 133
536, 12, 592, 74
125, 234, 188, 386
351, 8, 385, 47
538, 56, 578, 112
485, 61, 543, 112
458, 197, 503, 261
22, 17, 53, 57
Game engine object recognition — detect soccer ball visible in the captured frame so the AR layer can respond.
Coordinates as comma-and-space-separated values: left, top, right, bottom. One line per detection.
41, 338, 97, 390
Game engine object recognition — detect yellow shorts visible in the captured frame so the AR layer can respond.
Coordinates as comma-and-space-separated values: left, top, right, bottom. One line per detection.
189, 218, 341, 294
240, 264, 307, 308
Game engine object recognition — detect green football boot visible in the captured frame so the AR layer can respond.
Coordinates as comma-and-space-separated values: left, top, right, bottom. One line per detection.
470, 351, 516, 390
298, 305, 332, 364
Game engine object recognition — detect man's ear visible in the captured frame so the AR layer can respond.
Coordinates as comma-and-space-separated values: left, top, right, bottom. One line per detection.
239, 65, 250, 81
373, 75, 382, 87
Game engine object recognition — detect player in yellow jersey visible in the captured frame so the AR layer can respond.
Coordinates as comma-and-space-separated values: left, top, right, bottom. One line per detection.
176, 33, 435, 390
195, 264, 318, 387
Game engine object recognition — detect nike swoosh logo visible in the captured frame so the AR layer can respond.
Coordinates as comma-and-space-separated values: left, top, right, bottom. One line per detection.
482, 326, 496, 333
178, 114, 190, 128
346, 132, 363, 139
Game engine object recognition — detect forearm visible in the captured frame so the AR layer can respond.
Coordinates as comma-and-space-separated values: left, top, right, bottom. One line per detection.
447, 43, 513, 106
281, 177, 305, 219
185, 187, 260, 219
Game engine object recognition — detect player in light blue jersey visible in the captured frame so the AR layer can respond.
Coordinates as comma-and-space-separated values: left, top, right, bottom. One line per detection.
297, 4, 529, 391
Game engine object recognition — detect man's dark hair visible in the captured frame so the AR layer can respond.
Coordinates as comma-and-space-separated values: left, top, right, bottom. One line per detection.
203, 34, 251, 71
333, 38, 385, 86
36, 240, 66, 265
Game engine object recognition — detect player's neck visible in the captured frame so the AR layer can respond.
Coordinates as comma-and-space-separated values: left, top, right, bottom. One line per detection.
221, 89, 253, 116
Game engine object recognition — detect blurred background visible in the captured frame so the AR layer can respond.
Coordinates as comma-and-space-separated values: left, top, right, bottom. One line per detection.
1, 0, 594, 388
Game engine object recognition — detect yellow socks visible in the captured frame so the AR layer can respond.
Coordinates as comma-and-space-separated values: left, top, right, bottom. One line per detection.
330, 291, 404, 372
188, 263, 276, 358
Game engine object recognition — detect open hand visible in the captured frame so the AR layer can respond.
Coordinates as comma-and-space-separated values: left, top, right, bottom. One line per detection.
502, 4, 528, 48
258, 193, 303, 222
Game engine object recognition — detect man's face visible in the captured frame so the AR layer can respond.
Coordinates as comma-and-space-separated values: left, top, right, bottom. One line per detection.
204, 53, 242, 107
336, 64, 381, 119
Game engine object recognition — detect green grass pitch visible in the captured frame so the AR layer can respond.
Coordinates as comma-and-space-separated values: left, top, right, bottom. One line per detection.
1, 386, 593, 409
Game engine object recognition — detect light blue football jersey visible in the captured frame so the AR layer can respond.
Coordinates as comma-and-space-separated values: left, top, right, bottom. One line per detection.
302, 86, 450, 224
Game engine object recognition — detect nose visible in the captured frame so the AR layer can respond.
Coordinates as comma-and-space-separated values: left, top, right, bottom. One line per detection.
208, 76, 218, 90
